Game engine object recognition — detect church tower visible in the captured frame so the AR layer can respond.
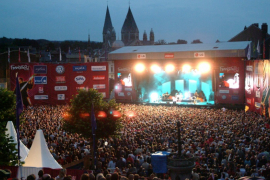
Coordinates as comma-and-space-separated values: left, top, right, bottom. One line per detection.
150, 28, 154, 45
121, 7, 139, 45
103, 6, 116, 46
143, 30, 147, 42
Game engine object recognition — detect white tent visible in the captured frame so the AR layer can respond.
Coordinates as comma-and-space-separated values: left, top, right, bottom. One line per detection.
5, 121, 29, 161
23, 129, 62, 168
18, 130, 62, 179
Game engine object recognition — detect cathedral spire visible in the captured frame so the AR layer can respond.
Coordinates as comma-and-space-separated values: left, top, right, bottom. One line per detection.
103, 5, 113, 43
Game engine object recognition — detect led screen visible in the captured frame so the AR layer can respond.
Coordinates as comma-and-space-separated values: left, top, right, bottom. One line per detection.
117, 72, 132, 87
219, 73, 239, 89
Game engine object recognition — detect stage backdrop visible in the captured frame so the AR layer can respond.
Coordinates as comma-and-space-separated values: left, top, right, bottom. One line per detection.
10, 63, 109, 106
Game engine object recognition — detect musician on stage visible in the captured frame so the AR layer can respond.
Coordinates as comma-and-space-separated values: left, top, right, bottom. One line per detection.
18, 77, 33, 107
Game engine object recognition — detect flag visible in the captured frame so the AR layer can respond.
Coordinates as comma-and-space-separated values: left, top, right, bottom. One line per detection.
245, 105, 249, 112
59, 48, 62, 61
79, 48, 81, 62
263, 39, 266, 59
247, 43, 251, 60
257, 40, 260, 55
16, 73, 24, 161
68, 47, 71, 55
48, 52, 51, 61
91, 103, 97, 135
8, 47, 10, 63
27, 49, 31, 63
18, 48, 21, 62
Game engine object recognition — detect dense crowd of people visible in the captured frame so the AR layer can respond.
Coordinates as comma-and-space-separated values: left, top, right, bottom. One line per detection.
5, 104, 270, 179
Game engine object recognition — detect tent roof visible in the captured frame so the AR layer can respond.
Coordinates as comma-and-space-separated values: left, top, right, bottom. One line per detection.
23, 130, 62, 169
5, 121, 29, 161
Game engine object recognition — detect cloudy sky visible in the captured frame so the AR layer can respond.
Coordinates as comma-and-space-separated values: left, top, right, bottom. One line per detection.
1, 0, 269, 44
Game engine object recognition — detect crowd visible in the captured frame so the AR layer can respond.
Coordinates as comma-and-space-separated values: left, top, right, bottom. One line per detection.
6, 104, 270, 179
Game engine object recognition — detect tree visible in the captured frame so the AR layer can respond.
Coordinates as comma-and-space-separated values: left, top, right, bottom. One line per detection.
62, 89, 122, 139
177, 39, 187, 44
191, 39, 203, 44
155, 39, 167, 45
0, 88, 20, 166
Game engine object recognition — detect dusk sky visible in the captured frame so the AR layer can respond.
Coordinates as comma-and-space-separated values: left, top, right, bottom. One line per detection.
1, 0, 270, 44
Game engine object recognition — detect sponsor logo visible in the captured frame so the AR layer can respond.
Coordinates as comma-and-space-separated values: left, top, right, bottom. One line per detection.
246, 65, 253, 72
231, 95, 239, 100
56, 76, 66, 83
194, 52, 205, 58
233, 90, 239, 94
220, 66, 239, 72
93, 75, 105, 80
101, 92, 106, 97
222, 95, 226, 99
137, 54, 146, 59
125, 87, 132, 91
54, 86, 67, 91
57, 94, 65, 100
34, 65, 47, 74
91, 66, 106, 71
56, 65, 65, 74
34, 95, 48, 100
255, 102, 261, 108
256, 91, 260, 98
219, 90, 229, 94
38, 87, 44, 93
73, 65, 87, 72
164, 53, 174, 58
246, 98, 252, 104
118, 67, 131, 72
34, 76, 47, 84
93, 84, 106, 89
75, 76, 86, 84
127, 92, 131, 96
11, 65, 29, 70
118, 92, 125, 96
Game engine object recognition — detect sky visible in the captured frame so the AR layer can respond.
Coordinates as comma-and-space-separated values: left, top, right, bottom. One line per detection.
1, 0, 270, 44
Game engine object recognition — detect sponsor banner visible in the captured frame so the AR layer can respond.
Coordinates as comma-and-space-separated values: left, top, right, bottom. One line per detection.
246, 65, 253, 72
118, 92, 125, 96
93, 84, 106, 89
11, 65, 29, 70
233, 90, 239, 94
194, 52, 205, 58
34, 76, 47, 84
164, 53, 174, 58
75, 76, 86, 84
246, 98, 252, 104
231, 95, 239, 100
38, 87, 44, 93
76, 87, 89, 90
219, 66, 239, 72
127, 92, 132, 96
91, 66, 106, 71
54, 86, 67, 91
34, 95, 48, 100
57, 94, 65, 100
125, 87, 132, 91
73, 65, 87, 72
56, 65, 65, 74
256, 91, 260, 98
219, 90, 229, 94
255, 102, 261, 108
222, 95, 226, 99
56, 76, 66, 83
118, 67, 131, 72
137, 54, 146, 59
93, 75, 105, 80
34, 65, 47, 74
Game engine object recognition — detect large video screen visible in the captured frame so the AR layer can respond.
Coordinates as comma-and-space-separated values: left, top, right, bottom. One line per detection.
117, 72, 132, 87
219, 73, 239, 89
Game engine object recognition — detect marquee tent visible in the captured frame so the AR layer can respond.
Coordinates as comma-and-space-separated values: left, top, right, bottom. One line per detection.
5, 121, 29, 162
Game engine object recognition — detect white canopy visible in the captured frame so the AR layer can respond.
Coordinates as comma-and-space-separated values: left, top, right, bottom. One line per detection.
23, 129, 62, 169
5, 121, 29, 162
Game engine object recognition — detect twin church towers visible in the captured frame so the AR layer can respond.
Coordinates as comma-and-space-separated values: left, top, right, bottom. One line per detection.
102, 6, 155, 47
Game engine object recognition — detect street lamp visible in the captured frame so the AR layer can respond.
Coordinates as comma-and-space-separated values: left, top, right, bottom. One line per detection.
177, 121, 182, 158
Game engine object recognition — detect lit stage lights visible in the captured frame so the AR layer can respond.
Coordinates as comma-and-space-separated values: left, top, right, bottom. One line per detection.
198, 62, 210, 73
165, 64, 175, 73
134, 63, 145, 73
150, 64, 161, 73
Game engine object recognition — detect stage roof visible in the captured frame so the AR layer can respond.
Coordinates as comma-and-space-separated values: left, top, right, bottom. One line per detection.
108, 41, 251, 60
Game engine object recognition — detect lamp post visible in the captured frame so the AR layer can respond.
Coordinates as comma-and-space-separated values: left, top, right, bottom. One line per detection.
177, 121, 182, 157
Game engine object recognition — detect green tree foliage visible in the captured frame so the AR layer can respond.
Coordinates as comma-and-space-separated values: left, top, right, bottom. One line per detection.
0, 88, 20, 166
62, 89, 122, 139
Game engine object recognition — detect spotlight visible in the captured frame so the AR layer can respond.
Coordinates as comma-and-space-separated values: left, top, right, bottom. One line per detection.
135, 63, 145, 73
182, 64, 191, 72
165, 64, 175, 73
198, 63, 210, 73
150, 92, 159, 102
150, 65, 161, 73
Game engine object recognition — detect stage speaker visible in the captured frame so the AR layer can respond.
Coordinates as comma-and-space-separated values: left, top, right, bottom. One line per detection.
166, 102, 170, 104
173, 101, 176, 105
